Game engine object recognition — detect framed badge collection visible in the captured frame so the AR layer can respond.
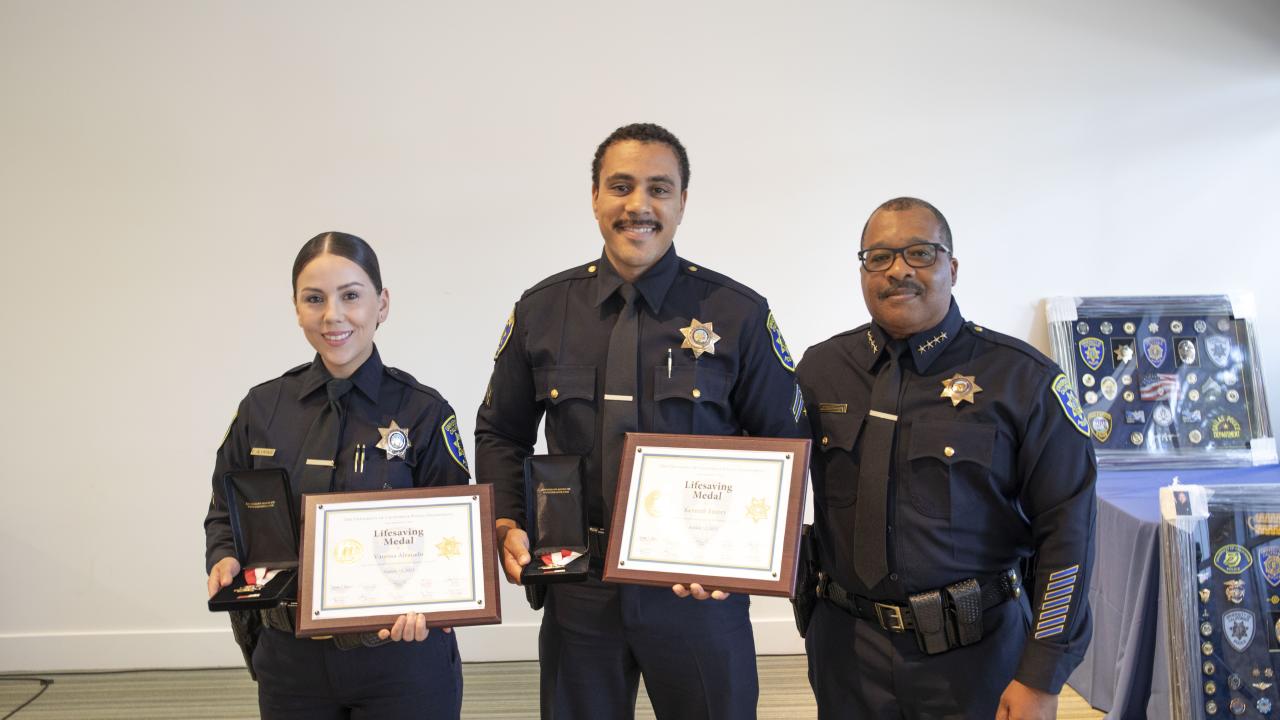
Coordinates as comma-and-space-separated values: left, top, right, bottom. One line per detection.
1161, 484, 1280, 719
1047, 294, 1274, 468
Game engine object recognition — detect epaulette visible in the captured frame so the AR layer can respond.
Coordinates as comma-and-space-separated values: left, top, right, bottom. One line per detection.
385, 366, 447, 402
677, 258, 766, 306
248, 361, 311, 391
520, 261, 599, 300
829, 323, 872, 341
965, 321, 1056, 369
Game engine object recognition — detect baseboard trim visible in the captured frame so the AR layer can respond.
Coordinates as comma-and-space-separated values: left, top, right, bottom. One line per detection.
1, 619, 804, 673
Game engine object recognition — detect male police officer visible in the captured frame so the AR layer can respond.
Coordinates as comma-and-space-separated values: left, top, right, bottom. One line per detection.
475, 123, 807, 719
796, 198, 1096, 719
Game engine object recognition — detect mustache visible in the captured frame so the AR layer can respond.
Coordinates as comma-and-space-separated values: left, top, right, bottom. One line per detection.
614, 219, 662, 232
879, 279, 925, 300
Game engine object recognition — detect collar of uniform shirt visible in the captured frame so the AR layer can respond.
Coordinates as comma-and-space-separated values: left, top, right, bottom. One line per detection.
865, 298, 965, 375
296, 344, 384, 402
592, 243, 680, 314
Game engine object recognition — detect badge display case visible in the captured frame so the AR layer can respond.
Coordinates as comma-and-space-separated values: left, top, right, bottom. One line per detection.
1046, 294, 1274, 469
1160, 483, 1280, 720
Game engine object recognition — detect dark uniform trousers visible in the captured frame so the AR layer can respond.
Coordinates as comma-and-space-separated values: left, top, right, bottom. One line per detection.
205, 348, 472, 720
806, 596, 1031, 720
476, 246, 808, 720
255, 628, 462, 720
539, 577, 758, 720
796, 301, 1096, 719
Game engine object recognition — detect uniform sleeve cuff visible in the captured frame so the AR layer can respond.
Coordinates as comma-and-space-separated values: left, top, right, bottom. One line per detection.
1014, 643, 1080, 694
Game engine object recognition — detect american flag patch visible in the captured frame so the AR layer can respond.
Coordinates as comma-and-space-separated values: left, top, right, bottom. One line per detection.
1034, 565, 1079, 639
1139, 374, 1179, 401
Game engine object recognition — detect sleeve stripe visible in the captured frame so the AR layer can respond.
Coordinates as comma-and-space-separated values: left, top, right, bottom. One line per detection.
1043, 585, 1075, 601
1048, 565, 1080, 581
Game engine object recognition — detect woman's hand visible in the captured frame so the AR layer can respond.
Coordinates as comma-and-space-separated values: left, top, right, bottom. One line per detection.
377, 612, 453, 642
207, 556, 242, 599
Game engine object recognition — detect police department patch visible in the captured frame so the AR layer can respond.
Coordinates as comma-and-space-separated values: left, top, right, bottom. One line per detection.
494, 308, 515, 360
766, 311, 796, 372
1051, 374, 1089, 436
441, 415, 469, 472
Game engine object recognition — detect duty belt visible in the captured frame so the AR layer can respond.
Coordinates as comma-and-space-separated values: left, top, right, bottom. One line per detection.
816, 568, 1022, 654
259, 603, 388, 650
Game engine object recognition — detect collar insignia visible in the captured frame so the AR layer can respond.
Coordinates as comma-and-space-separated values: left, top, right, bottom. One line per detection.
866, 330, 879, 355
917, 331, 948, 355
377, 420, 412, 460
940, 373, 982, 406
680, 318, 721, 358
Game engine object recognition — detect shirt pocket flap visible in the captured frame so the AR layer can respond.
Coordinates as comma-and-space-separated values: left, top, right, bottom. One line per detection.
907, 419, 996, 467
818, 411, 865, 453
653, 365, 732, 406
533, 365, 596, 405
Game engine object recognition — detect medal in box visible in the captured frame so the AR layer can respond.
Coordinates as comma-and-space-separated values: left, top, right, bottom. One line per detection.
521, 455, 591, 584
208, 468, 299, 612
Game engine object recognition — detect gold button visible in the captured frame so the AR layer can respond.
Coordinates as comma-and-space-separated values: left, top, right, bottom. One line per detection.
821, 436, 829, 446
688, 265, 698, 272
550, 388, 559, 399
944, 446, 955, 457
587, 265, 597, 273
692, 388, 702, 399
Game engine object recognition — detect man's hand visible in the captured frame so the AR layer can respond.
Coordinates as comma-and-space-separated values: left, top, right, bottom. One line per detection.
376, 612, 453, 642
207, 556, 241, 599
995, 679, 1057, 720
671, 583, 730, 601
496, 518, 530, 585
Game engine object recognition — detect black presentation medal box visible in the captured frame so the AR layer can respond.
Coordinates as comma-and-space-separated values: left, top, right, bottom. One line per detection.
207, 468, 300, 611
521, 455, 590, 584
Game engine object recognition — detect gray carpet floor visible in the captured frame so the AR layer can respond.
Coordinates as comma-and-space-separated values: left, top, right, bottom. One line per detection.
0, 656, 1100, 719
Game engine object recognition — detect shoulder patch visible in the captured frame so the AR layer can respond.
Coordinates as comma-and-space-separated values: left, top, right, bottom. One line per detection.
1050, 374, 1090, 436
440, 414, 470, 473
766, 311, 797, 372
494, 307, 515, 360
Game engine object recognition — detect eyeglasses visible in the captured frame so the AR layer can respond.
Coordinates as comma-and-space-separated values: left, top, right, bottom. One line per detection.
857, 242, 950, 272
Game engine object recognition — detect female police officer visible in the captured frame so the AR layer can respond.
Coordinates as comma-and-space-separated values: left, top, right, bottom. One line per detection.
204, 232, 470, 719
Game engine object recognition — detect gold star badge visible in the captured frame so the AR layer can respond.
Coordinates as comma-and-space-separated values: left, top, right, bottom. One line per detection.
436, 536, 461, 559
680, 318, 721, 358
940, 373, 983, 407
746, 497, 770, 523
376, 420, 412, 460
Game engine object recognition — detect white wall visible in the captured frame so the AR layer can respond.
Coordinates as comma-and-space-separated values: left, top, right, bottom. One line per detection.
2, 0, 1278, 672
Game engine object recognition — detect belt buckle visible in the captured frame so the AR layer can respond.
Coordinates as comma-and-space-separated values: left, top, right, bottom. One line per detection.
874, 602, 905, 632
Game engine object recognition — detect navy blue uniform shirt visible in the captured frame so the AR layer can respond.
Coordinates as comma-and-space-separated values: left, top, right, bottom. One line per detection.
205, 347, 471, 571
475, 245, 808, 528
796, 300, 1097, 693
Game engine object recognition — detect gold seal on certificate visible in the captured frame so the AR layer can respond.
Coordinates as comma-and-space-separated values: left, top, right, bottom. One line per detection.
296, 485, 501, 637
603, 433, 811, 597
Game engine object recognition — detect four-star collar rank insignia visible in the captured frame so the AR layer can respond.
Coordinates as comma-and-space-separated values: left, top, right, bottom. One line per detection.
680, 318, 721, 359
940, 373, 982, 406
377, 420, 412, 460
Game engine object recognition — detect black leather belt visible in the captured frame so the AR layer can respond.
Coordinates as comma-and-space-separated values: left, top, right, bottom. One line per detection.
816, 569, 1020, 633
259, 603, 386, 649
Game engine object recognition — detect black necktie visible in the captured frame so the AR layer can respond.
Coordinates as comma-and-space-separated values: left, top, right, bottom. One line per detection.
854, 344, 903, 588
297, 378, 353, 497
600, 284, 640, 525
